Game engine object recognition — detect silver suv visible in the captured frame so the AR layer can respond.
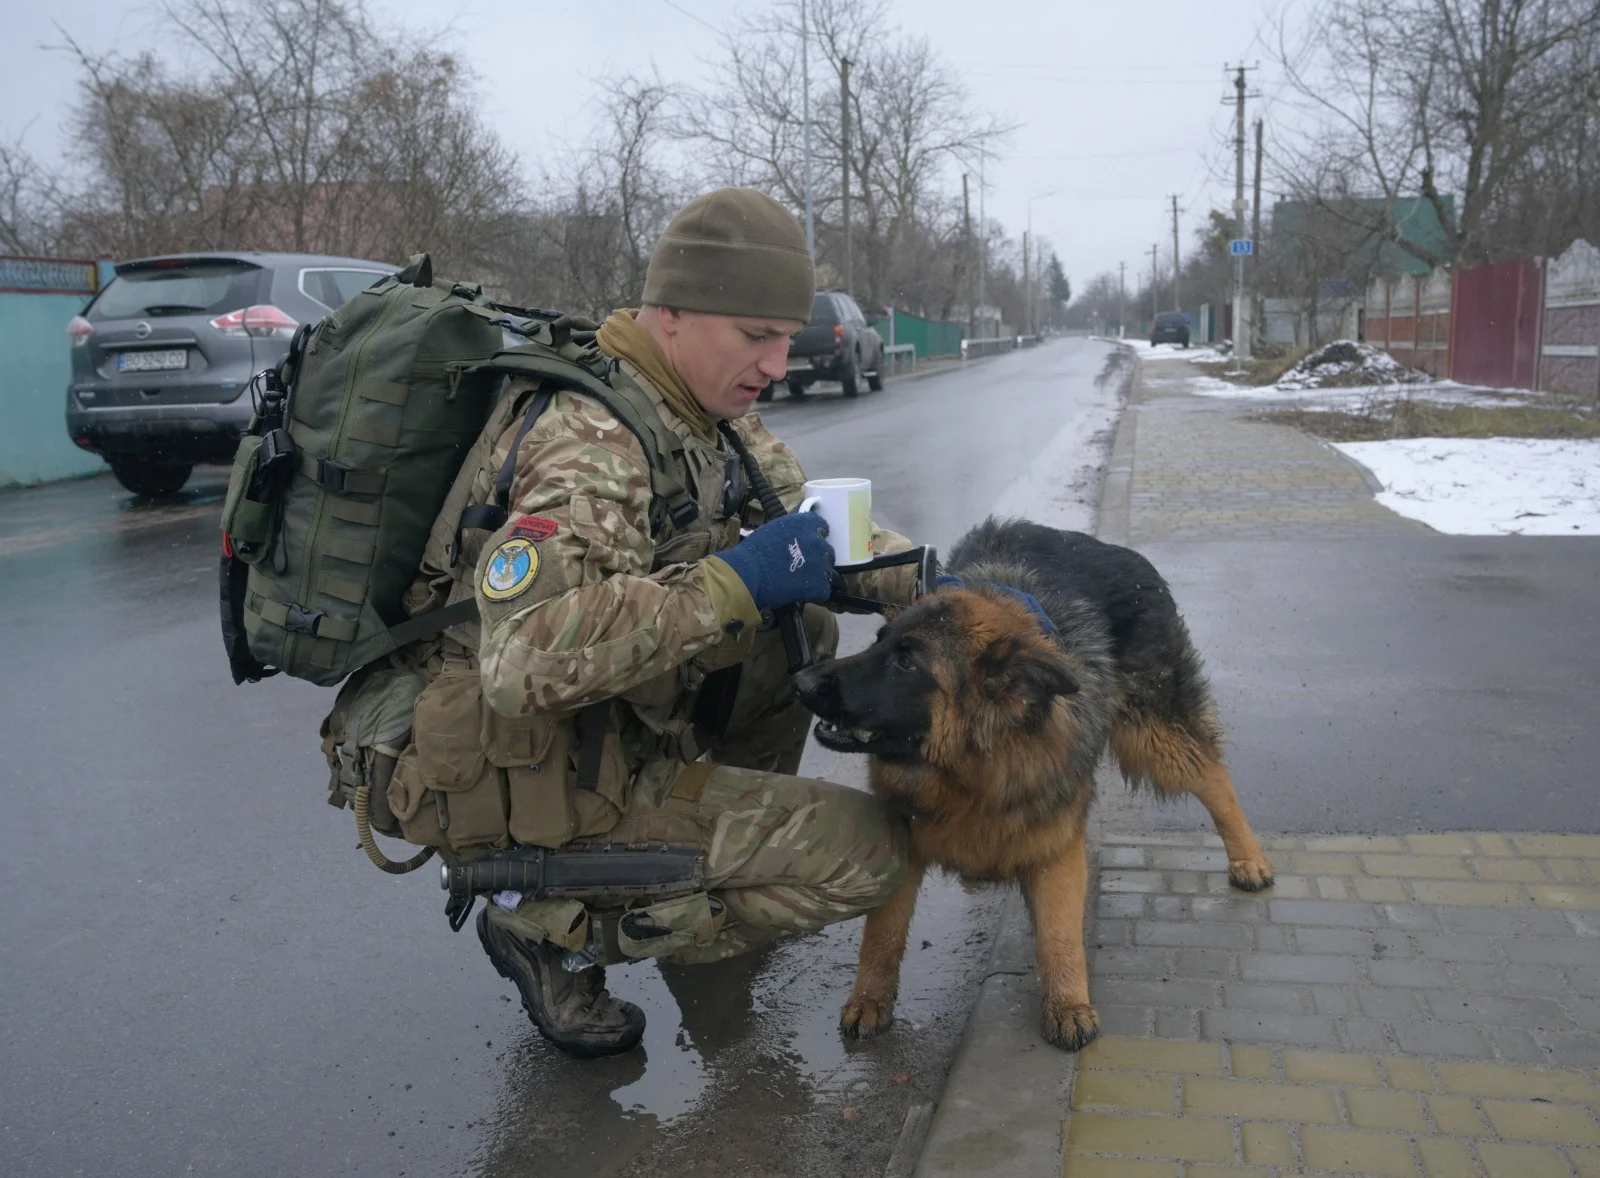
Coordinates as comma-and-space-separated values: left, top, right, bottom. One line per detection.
66, 250, 392, 496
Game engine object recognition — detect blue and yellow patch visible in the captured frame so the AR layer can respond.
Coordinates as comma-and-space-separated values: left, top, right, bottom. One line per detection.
482, 537, 540, 601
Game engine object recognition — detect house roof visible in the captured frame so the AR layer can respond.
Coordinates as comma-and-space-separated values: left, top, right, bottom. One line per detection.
1271, 196, 1456, 278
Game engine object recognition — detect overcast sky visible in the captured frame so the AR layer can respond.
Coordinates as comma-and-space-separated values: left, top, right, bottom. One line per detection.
0, 0, 1294, 294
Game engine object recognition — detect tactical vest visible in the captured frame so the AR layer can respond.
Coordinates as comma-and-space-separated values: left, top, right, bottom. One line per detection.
321, 363, 756, 866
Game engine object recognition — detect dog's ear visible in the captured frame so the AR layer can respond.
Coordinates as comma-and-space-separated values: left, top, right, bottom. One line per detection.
977, 637, 1079, 725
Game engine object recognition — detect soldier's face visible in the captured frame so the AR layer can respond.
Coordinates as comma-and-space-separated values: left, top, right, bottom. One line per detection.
655, 309, 803, 419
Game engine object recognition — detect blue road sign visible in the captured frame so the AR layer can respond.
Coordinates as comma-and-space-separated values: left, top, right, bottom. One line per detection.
1230, 239, 1253, 256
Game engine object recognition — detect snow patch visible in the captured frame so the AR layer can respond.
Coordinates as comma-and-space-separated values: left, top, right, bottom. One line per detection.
990, 352, 1125, 531
1334, 437, 1600, 535
1186, 380, 1531, 409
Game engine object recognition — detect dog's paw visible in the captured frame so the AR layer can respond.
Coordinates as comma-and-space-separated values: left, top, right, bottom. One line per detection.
839, 992, 896, 1039
1228, 857, 1275, 892
1042, 998, 1100, 1052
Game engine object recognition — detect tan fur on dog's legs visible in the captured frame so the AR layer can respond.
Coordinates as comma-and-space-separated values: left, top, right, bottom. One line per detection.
1021, 830, 1099, 1051
1112, 721, 1275, 892
1186, 759, 1274, 890
840, 855, 927, 1038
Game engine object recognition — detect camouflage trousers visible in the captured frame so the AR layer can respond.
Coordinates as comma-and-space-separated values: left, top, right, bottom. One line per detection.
488, 605, 909, 964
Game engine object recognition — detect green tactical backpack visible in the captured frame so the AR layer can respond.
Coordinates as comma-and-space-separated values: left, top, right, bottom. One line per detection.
219, 253, 698, 688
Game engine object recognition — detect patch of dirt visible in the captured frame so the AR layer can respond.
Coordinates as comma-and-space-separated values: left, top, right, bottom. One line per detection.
1274, 340, 1430, 390
1254, 398, 1600, 442
1205, 344, 1305, 387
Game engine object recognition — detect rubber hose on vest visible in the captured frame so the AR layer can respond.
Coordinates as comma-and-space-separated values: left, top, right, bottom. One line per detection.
354, 783, 437, 875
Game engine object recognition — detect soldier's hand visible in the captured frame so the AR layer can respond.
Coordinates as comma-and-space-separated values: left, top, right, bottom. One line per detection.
713, 512, 835, 611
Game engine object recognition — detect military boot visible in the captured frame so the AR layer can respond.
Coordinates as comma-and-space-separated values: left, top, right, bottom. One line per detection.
477, 909, 646, 1058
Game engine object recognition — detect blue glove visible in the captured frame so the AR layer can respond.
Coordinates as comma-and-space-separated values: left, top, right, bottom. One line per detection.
715, 512, 836, 611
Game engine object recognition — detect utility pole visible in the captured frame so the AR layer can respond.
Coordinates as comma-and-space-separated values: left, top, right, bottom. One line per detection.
840, 56, 852, 293
1022, 230, 1031, 336
977, 152, 986, 322
1148, 243, 1160, 322
1169, 194, 1183, 312
962, 172, 974, 338
800, 0, 814, 257
1228, 63, 1254, 366
1251, 117, 1264, 297
1118, 260, 1126, 338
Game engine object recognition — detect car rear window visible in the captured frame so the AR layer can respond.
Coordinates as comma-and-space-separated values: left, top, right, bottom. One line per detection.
809, 294, 839, 324
300, 267, 387, 309
89, 261, 265, 321
1155, 313, 1186, 326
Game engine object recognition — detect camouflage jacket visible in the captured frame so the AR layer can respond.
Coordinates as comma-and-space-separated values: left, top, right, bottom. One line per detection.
404, 357, 918, 817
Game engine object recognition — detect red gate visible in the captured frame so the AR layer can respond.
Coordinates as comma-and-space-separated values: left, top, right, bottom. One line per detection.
1449, 259, 1542, 389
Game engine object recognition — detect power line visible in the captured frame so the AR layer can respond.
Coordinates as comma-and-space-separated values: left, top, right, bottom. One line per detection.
658, 0, 720, 34
1010, 146, 1195, 161
962, 72, 1223, 87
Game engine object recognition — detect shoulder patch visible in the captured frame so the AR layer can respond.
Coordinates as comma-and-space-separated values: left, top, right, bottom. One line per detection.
482, 537, 540, 601
509, 514, 559, 542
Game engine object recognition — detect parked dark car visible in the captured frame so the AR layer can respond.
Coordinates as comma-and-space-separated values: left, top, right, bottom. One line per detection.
66, 250, 392, 496
768, 289, 885, 400
1150, 311, 1191, 348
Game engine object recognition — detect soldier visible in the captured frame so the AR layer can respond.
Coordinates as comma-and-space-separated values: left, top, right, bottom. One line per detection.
430, 188, 922, 1057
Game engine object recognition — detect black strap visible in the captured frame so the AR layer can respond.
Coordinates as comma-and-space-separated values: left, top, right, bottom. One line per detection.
575, 701, 610, 791
450, 388, 554, 567
386, 598, 479, 647
693, 665, 744, 738
495, 388, 556, 511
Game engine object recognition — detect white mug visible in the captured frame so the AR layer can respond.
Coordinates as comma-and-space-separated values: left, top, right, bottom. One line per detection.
798, 477, 873, 566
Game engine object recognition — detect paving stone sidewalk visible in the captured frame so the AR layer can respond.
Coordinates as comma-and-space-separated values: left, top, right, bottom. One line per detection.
1106, 354, 1427, 545
1069, 831, 1600, 1178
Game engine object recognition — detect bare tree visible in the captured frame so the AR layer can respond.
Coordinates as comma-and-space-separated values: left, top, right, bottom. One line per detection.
497, 74, 685, 317
0, 139, 69, 254
1270, 0, 1600, 268
681, 0, 1010, 312
33, 0, 519, 270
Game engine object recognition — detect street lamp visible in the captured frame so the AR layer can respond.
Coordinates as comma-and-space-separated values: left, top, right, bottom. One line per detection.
1026, 190, 1057, 336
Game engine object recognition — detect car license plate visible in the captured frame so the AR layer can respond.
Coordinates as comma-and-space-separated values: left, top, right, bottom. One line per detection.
118, 349, 188, 372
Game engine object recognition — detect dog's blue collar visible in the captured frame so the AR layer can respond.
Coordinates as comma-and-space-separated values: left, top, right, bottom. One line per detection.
936, 575, 1057, 635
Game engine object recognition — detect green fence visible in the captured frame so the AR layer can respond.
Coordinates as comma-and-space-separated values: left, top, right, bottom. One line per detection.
871, 309, 966, 358
0, 256, 111, 488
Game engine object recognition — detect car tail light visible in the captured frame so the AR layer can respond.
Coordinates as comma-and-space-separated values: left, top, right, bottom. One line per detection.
67, 315, 94, 347
210, 304, 298, 339
833, 323, 844, 349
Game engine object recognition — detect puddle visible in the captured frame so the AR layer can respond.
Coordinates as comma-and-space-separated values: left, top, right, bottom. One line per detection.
606, 970, 707, 1122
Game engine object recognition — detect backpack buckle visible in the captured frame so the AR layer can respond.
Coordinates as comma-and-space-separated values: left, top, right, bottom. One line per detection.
667, 496, 700, 530
315, 457, 350, 492
285, 604, 325, 635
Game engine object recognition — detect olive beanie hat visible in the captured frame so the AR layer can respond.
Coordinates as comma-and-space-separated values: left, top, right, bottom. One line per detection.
642, 187, 815, 322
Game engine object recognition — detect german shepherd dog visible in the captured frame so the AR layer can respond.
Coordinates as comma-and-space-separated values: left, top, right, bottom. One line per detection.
792, 518, 1274, 1051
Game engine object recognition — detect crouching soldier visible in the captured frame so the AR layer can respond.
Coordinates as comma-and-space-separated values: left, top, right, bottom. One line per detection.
393, 188, 922, 1056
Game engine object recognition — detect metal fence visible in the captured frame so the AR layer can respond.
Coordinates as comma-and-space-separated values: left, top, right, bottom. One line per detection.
0, 255, 110, 488
872, 308, 966, 359
1451, 258, 1542, 390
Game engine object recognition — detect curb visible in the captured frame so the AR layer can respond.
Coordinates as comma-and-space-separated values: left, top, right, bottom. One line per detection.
902, 341, 1137, 1178
909, 891, 1076, 1177
1094, 353, 1142, 549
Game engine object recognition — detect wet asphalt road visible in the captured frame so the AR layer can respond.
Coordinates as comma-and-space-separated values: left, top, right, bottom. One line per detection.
0, 338, 1118, 1178
1100, 536, 1600, 837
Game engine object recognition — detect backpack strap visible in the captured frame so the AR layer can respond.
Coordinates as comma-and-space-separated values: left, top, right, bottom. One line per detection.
466, 346, 699, 534
395, 347, 701, 651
